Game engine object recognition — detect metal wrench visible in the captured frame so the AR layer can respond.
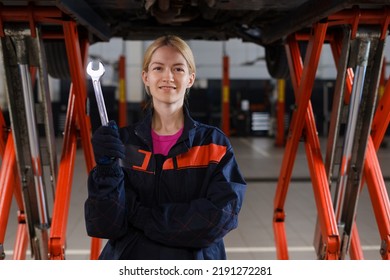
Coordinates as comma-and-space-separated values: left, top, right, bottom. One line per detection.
86, 61, 109, 126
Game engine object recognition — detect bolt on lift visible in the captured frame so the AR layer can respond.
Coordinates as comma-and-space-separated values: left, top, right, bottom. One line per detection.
273, 8, 390, 260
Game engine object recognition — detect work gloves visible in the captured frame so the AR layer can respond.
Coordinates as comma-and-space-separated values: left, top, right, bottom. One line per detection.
92, 120, 125, 165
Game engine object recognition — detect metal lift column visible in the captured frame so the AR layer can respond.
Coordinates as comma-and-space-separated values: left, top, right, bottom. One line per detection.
0, 24, 58, 259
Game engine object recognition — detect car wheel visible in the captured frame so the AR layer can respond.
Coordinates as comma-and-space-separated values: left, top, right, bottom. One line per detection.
44, 40, 70, 79
265, 44, 290, 80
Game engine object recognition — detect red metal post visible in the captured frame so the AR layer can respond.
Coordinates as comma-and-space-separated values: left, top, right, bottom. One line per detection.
275, 79, 285, 147
222, 53, 230, 136
12, 212, 28, 260
0, 135, 18, 251
364, 139, 390, 260
118, 55, 127, 127
349, 224, 364, 260
12, 172, 27, 260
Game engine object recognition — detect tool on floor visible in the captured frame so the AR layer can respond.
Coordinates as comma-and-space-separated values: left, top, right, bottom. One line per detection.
86, 60, 109, 126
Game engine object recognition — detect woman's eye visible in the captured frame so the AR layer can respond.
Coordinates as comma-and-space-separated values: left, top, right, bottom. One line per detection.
153, 66, 162, 71
174, 67, 184, 72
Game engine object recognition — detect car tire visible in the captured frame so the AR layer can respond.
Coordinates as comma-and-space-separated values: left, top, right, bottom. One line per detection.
44, 40, 70, 79
265, 44, 290, 80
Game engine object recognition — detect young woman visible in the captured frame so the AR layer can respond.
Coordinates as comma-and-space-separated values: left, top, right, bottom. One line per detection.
85, 35, 247, 259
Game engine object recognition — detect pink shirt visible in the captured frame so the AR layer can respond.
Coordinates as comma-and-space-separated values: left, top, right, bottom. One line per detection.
151, 128, 183, 156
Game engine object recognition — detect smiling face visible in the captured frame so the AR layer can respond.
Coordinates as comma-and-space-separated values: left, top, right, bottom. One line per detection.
142, 45, 195, 108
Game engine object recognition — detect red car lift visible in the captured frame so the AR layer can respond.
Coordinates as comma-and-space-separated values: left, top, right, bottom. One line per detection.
273, 8, 390, 259
0, 6, 102, 260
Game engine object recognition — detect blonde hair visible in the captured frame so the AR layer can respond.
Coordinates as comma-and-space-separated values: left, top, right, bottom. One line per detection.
143, 35, 196, 75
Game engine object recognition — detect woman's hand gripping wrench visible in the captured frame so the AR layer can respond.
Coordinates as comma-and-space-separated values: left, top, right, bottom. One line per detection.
86, 61, 109, 126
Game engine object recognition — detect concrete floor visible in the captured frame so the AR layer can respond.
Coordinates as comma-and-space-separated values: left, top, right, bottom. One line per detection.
3, 136, 390, 260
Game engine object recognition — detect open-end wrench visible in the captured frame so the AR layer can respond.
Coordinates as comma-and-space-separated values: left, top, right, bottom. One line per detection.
86, 61, 109, 126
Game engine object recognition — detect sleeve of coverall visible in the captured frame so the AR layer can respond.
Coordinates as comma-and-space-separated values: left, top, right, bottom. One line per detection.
128, 146, 247, 248
84, 161, 128, 239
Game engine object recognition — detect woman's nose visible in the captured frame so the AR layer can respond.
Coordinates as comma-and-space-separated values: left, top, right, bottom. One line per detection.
162, 69, 174, 81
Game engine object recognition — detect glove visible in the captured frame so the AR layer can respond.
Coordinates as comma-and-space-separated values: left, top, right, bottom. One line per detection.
92, 120, 125, 165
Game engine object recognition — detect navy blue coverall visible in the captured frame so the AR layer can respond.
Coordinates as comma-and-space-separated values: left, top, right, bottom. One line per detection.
85, 107, 247, 259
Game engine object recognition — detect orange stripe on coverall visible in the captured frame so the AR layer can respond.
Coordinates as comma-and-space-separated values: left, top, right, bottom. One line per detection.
163, 144, 227, 170
132, 150, 152, 172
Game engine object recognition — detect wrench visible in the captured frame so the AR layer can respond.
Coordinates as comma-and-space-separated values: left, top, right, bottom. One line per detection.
86, 61, 109, 126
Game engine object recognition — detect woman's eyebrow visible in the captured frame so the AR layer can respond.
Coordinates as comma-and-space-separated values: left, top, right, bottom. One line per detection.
150, 61, 163, 66
150, 61, 185, 66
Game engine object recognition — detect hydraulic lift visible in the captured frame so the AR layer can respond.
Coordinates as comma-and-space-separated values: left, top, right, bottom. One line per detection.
273, 8, 390, 259
0, 6, 104, 260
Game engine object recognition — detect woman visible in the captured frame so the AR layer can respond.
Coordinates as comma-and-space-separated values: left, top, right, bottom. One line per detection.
84, 35, 247, 259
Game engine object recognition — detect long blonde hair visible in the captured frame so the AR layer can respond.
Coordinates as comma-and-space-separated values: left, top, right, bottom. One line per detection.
142, 35, 196, 108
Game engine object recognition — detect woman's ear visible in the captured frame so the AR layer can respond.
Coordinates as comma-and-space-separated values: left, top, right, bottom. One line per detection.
187, 72, 195, 88
142, 71, 149, 86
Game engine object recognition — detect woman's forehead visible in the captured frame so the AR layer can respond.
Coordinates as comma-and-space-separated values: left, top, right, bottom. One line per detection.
150, 46, 187, 64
